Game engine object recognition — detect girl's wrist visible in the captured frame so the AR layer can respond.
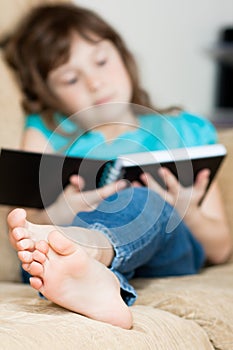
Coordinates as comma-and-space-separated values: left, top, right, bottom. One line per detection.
183, 205, 202, 227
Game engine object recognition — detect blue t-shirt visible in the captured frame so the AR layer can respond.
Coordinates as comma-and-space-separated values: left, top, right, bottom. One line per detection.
25, 111, 217, 159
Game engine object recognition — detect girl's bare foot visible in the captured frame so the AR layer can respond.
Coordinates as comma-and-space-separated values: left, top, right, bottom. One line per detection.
8, 208, 114, 266
25, 231, 133, 329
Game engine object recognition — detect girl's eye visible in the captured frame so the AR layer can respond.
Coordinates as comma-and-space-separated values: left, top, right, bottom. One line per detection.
65, 77, 79, 85
97, 58, 107, 66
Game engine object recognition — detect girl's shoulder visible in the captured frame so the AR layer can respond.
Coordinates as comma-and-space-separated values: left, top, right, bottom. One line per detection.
140, 111, 215, 129
25, 113, 46, 129
139, 111, 218, 147
25, 113, 54, 140
25, 113, 77, 134
176, 111, 215, 128
25, 113, 78, 152
174, 111, 218, 144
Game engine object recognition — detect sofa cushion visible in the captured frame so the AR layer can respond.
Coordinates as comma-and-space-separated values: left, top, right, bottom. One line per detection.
133, 262, 233, 350
0, 0, 70, 43
0, 282, 214, 350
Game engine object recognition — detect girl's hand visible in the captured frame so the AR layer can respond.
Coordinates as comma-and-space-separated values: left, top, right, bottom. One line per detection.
140, 168, 210, 218
68, 174, 127, 211
47, 175, 127, 225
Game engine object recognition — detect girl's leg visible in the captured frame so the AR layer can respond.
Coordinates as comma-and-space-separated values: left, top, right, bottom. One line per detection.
72, 187, 205, 305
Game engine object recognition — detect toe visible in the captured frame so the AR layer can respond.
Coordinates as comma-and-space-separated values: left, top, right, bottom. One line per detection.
28, 261, 44, 277
30, 276, 43, 290
17, 238, 35, 251
33, 249, 47, 264
22, 263, 30, 272
35, 240, 49, 254
18, 250, 33, 264
12, 227, 30, 242
7, 208, 27, 229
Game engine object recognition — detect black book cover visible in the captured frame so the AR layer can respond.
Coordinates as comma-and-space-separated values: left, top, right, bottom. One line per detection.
0, 149, 109, 208
0, 144, 226, 209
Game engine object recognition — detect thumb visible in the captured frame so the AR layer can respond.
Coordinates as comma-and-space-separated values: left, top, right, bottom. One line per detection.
97, 179, 127, 199
69, 175, 86, 192
83, 180, 127, 207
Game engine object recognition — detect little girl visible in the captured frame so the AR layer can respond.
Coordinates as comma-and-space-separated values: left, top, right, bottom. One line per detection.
6, 3, 232, 329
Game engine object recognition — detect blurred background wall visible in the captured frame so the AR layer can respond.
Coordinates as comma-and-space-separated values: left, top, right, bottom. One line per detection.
75, 0, 233, 119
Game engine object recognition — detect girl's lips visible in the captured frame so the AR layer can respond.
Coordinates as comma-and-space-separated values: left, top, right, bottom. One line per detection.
94, 96, 113, 105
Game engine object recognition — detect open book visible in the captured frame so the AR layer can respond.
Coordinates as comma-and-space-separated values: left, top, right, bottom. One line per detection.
0, 144, 226, 208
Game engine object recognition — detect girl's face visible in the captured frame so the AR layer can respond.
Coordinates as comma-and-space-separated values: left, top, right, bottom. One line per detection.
47, 34, 133, 125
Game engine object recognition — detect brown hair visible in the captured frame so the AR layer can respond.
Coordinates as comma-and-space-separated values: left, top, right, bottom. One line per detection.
5, 3, 181, 130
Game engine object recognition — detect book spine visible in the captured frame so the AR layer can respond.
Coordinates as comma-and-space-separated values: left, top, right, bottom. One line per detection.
98, 160, 122, 187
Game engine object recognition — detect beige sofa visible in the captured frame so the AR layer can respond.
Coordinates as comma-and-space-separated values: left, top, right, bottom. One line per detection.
1, 1, 233, 349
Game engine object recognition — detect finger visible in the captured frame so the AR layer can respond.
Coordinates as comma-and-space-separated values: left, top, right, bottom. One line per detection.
96, 179, 127, 199
158, 167, 180, 194
194, 169, 210, 194
63, 175, 85, 197
69, 175, 85, 191
131, 181, 143, 187
63, 183, 76, 197
140, 172, 165, 198
140, 172, 157, 189
80, 179, 127, 209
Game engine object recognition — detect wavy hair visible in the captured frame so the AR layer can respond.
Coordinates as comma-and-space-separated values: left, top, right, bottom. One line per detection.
5, 3, 181, 129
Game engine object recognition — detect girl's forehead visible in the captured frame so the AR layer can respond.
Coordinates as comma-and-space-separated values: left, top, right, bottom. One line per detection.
69, 30, 103, 45
69, 34, 112, 56
49, 37, 113, 77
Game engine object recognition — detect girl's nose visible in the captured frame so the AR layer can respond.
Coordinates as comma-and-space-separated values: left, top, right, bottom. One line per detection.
86, 73, 102, 92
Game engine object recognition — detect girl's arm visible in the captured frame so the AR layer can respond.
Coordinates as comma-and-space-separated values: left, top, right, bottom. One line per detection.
183, 181, 232, 264
24, 174, 127, 225
141, 169, 232, 265
21, 128, 54, 153
19, 129, 127, 225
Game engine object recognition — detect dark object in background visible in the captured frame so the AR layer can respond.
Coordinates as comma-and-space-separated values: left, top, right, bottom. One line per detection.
215, 27, 233, 109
